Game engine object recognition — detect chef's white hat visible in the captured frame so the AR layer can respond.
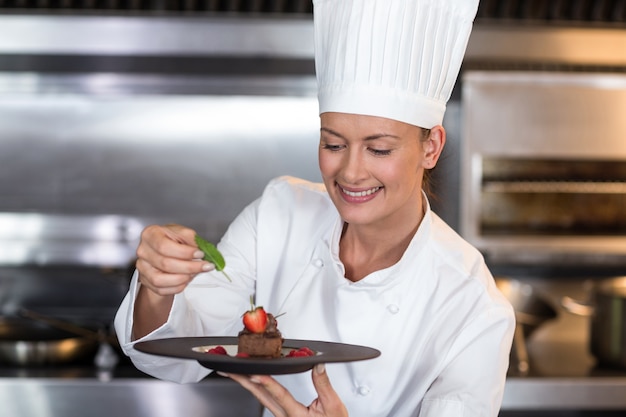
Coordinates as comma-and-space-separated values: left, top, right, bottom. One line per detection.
314, 0, 479, 128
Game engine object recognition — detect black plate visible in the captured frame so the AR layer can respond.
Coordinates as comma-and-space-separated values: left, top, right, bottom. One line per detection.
135, 337, 381, 375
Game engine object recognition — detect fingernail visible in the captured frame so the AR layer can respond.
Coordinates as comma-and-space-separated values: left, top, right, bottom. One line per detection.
216, 371, 230, 378
249, 376, 262, 384
193, 250, 205, 259
202, 263, 215, 272
315, 363, 325, 374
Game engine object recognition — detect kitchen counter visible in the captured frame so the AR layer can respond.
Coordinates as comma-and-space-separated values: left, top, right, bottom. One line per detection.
503, 376, 626, 410
1, 359, 625, 416
0, 375, 264, 417
1, 368, 624, 416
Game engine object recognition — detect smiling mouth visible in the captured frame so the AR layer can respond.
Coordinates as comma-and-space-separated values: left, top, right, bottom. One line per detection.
340, 186, 382, 197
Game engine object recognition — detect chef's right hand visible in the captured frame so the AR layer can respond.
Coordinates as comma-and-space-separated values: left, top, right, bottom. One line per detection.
135, 224, 215, 296
132, 224, 215, 340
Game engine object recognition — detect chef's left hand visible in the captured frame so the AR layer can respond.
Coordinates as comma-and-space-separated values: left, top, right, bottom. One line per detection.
221, 364, 348, 417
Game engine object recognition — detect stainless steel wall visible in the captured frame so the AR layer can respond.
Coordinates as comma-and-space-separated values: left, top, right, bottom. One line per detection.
0, 74, 322, 266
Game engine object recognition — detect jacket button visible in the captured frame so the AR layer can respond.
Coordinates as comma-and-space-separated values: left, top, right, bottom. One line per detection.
387, 304, 399, 314
357, 386, 371, 396
313, 259, 324, 268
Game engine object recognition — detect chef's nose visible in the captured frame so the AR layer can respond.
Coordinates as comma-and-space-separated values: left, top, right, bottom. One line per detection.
341, 150, 368, 183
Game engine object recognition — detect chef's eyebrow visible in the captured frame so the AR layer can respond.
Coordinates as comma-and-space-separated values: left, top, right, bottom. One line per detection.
320, 127, 400, 141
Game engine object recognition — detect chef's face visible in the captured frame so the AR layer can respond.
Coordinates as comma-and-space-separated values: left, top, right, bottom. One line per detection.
318, 112, 444, 229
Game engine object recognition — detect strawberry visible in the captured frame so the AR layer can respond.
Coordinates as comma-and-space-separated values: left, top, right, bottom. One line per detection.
242, 297, 268, 333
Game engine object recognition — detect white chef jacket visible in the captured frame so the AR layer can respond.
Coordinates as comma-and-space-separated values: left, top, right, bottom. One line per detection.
115, 176, 515, 417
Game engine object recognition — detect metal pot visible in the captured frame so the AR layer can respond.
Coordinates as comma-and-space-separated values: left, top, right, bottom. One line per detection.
496, 277, 558, 375
562, 276, 626, 370
0, 316, 99, 366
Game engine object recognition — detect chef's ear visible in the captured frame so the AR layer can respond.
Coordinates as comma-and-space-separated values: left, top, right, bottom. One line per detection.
422, 125, 446, 169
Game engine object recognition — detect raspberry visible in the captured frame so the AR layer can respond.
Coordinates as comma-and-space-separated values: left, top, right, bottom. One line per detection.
235, 352, 250, 358
298, 347, 315, 356
289, 350, 309, 357
207, 346, 228, 355
286, 347, 315, 357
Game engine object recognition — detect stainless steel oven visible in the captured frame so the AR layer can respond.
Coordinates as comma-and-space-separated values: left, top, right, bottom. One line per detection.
460, 71, 626, 267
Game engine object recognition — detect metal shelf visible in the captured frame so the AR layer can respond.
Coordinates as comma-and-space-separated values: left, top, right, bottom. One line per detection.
483, 181, 626, 194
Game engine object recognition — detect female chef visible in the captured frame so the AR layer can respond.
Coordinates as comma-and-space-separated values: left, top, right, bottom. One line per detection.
114, 0, 515, 416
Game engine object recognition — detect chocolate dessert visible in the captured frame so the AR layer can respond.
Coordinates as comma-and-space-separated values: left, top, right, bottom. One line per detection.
237, 313, 284, 358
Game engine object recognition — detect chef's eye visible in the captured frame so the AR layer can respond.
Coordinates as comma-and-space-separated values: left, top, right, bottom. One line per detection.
369, 148, 392, 156
322, 143, 344, 152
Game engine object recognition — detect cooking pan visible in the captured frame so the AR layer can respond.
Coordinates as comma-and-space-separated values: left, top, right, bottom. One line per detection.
496, 278, 558, 375
0, 315, 100, 366
562, 276, 626, 370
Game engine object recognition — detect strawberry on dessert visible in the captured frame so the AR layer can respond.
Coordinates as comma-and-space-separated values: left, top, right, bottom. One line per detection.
242, 304, 268, 334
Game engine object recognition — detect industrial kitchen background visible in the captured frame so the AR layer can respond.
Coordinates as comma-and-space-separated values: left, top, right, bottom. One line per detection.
0, 1, 625, 416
